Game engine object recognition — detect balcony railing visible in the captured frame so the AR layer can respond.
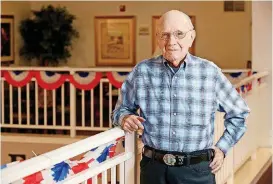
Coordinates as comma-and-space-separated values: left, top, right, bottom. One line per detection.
0, 67, 269, 184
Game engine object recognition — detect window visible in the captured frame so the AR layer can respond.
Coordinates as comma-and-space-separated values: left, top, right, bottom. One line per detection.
224, 1, 245, 12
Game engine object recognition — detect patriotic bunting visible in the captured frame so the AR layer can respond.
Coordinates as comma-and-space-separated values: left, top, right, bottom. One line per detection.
69, 72, 102, 90
258, 78, 262, 85
241, 85, 245, 93
1, 70, 4, 77
1, 137, 123, 184
234, 71, 260, 94
35, 71, 69, 90
3, 71, 34, 87
23, 171, 43, 184
106, 72, 130, 88
1, 70, 103, 90
0, 70, 262, 94
224, 72, 250, 85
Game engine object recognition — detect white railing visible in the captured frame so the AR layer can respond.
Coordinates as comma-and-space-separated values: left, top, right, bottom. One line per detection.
1, 127, 137, 184
0, 67, 250, 137
1, 67, 131, 136
214, 71, 269, 184
0, 67, 269, 184
233, 71, 269, 172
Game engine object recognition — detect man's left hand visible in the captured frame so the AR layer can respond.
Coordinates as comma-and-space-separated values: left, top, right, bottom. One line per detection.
209, 147, 224, 174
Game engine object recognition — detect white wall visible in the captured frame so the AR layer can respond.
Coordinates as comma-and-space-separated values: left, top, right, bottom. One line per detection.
252, 1, 272, 147
2, 1, 252, 69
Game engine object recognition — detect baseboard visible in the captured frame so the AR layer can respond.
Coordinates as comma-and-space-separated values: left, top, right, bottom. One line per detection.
234, 147, 272, 184
250, 157, 272, 184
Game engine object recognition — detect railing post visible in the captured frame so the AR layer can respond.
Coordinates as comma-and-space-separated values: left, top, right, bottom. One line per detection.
70, 71, 76, 138
228, 148, 234, 184
226, 172, 234, 184
124, 131, 137, 184
251, 151, 257, 161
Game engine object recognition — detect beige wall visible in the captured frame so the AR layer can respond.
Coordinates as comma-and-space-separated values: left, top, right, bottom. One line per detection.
2, 1, 252, 69
1, 142, 64, 164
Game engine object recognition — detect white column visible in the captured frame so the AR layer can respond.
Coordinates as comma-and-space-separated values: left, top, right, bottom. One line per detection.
252, 1, 272, 147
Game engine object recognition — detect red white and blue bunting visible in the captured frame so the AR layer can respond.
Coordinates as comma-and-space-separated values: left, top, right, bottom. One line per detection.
1, 137, 123, 184
3, 71, 34, 87
106, 72, 130, 88
0, 70, 262, 92
35, 71, 69, 90
236, 83, 252, 95
224, 71, 251, 85
235, 71, 260, 94
1, 71, 103, 90
69, 72, 102, 90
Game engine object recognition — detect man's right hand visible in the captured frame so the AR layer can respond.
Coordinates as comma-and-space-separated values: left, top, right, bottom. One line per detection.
121, 115, 145, 133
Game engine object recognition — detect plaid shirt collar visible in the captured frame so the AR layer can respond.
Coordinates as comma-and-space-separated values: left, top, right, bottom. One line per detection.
154, 52, 195, 68
158, 52, 194, 72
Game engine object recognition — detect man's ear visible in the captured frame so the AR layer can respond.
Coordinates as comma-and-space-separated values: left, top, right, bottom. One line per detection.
189, 30, 196, 47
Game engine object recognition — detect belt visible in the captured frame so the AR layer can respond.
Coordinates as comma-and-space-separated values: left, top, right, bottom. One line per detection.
143, 146, 215, 167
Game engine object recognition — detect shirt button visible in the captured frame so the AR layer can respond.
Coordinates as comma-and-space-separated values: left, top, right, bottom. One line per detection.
172, 131, 176, 135
173, 94, 177, 97
173, 113, 177, 116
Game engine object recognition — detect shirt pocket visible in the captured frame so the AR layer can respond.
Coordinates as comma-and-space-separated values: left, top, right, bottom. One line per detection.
185, 94, 215, 126
186, 111, 211, 126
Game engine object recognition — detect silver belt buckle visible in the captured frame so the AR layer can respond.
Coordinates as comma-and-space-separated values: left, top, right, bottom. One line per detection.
163, 154, 176, 166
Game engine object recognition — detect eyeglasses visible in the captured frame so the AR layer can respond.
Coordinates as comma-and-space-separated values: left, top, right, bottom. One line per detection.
157, 29, 194, 40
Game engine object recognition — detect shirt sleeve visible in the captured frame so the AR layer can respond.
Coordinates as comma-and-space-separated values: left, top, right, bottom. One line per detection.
215, 69, 250, 155
111, 67, 139, 127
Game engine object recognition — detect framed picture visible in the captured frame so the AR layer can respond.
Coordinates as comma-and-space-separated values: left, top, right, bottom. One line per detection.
1, 15, 14, 64
152, 15, 196, 55
94, 16, 136, 66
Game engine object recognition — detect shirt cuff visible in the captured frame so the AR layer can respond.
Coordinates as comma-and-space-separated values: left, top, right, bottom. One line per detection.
215, 137, 231, 156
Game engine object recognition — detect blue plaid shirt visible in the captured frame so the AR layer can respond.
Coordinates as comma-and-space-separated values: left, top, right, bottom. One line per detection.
112, 54, 250, 154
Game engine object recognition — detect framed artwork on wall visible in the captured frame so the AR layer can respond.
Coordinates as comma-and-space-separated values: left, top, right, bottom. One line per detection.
1, 15, 14, 64
94, 16, 136, 66
152, 15, 196, 55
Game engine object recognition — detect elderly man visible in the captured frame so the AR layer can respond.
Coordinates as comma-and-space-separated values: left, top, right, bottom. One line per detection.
112, 10, 250, 184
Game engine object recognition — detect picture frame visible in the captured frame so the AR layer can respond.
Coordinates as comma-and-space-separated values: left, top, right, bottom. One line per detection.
152, 15, 196, 55
1, 15, 15, 64
94, 16, 136, 66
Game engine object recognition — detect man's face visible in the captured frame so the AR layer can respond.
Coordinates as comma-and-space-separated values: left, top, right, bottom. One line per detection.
157, 18, 194, 64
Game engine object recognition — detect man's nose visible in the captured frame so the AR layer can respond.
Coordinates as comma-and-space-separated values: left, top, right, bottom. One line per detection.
167, 34, 177, 45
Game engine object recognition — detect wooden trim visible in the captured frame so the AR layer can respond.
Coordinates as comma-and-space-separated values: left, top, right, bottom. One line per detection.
1, 15, 14, 19
94, 16, 136, 67
1, 15, 15, 65
152, 16, 160, 54
190, 16, 196, 55
94, 16, 135, 19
